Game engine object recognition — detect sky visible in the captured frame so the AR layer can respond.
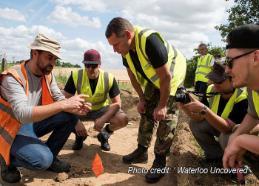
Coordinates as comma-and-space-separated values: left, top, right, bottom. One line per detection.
0, 0, 233, 69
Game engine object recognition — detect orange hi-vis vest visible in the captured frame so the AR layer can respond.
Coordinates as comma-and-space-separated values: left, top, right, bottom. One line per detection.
0, 61, 54, 166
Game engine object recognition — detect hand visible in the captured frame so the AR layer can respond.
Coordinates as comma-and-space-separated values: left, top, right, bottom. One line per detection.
61, 94, 91, 115
223, 136, 246, 169
94, 118, 106, 132
75, 120, 87, 137
227, 133, 238, 146
153, 105, 167, 121
137, 99, 146, 114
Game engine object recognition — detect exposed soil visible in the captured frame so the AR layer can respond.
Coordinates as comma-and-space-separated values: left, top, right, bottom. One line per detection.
1, 90, 259, 186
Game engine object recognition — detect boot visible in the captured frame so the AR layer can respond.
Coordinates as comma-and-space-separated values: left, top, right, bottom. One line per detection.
72, 136, 87, 150
122, 144, 148, 164
47, 158, 71, 173
145, 153, 166, 183
97, 130, 111, 151
0, 159, 21, 183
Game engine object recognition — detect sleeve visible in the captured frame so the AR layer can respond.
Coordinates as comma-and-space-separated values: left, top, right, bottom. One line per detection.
247, 93, 258, 118
63, 72, 77, 95
50, 73, 65, 101
0, 75, 33, 124
122, 56, 129, 68
145, 33, 168, 68
228, 99, 248, 124
109, 78, 120, 99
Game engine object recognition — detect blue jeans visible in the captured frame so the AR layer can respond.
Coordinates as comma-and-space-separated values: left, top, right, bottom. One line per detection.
10, 112, 78, 170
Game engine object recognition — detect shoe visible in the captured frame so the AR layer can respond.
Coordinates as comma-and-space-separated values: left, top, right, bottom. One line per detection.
122, 144, 148, 164
97, 131, 111, 151
145, 154, 166, 183
47, 158, 71, 173
72, 136, 87, 150
1, 164, 21, 183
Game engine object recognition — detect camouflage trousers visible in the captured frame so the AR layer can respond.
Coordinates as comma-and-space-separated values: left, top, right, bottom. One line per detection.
137, 83, 179, 155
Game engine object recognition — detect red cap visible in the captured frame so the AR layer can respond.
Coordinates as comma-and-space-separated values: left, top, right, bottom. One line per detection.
82, 49, 101, 64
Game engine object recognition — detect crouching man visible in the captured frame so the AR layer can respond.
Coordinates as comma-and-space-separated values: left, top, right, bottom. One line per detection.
180, 62, 248, 163
0, 33, 90, 183
63, 49, 128, 151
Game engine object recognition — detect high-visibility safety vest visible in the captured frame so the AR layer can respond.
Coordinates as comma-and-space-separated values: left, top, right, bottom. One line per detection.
72, 69, 113, 111
125, 26, 187, 96
195, 53, 213, 83
252, 91, 259, 118
0, 61, 53, 166
207, 85, 247, 119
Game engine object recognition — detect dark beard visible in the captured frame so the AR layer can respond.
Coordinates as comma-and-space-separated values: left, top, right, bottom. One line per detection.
36, 60, 53, 75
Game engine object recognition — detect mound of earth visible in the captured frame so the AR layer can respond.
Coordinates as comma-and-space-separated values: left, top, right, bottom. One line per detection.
1, 91, 259, 186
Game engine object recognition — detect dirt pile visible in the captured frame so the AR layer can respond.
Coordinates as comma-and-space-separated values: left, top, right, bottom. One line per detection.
1, 92, 259, 185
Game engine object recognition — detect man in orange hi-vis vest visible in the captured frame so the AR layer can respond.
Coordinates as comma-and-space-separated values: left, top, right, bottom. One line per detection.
0, 33, 91, 183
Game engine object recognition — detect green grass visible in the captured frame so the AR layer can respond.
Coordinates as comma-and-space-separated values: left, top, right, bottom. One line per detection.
55, 73, 69, 86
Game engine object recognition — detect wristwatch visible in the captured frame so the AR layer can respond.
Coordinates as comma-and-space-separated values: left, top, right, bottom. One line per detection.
199, 105, 208, 115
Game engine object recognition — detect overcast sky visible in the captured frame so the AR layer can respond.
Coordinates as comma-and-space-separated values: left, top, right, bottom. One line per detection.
0, 0, 233, 69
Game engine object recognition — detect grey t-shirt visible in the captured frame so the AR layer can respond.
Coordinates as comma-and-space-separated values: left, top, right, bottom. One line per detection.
247, 88, 259, 120
0, 63, 65, 124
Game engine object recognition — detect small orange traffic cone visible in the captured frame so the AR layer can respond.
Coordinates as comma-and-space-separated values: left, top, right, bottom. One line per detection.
92, 153, 104, 177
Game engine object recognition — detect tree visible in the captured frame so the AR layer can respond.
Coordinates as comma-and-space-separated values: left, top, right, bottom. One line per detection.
215, 0, 259, 40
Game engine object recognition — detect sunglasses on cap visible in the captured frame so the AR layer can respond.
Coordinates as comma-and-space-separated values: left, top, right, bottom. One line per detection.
85, 64, 98, 69
225, 50, 256, 69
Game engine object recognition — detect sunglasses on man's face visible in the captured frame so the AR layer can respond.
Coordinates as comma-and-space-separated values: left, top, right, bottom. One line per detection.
225, 50, 256, 69
85, 64, 98, 69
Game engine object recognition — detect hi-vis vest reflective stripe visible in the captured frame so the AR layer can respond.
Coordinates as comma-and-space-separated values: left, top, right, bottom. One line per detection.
207, 85, 247, 119
125, 26, 187, 96
252, 91, 259, 117
0, 61, 54, 166
195, 54, 213, 83
72, 69, 113, 111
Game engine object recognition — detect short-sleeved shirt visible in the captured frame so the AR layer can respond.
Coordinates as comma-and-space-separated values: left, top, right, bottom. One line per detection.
64, 71, 120, 99
122, 33, 168, 84
247, 88, 259, 119
212, 96, 248, 124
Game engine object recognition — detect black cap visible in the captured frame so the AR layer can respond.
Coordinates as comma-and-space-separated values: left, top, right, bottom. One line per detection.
206, 62, 229, 83
226, 24, 259, 49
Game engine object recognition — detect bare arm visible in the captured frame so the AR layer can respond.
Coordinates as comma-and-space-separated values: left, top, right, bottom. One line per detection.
237, 134, 259, 154
94, 95, 120, 131
152, 64, 171, 121
182, 95, 233, 133
155, 64, 171, 108
127, 68, 144, 100
231, 113, 258, 136
223, 134, 259, 168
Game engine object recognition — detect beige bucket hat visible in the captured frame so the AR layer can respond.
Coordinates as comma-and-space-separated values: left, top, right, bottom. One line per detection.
30, 33, 61, 58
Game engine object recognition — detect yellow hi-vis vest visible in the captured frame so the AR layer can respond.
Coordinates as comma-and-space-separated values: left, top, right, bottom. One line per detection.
0, 61, 53, 166
72, 69, 113, 111
125, 26, 187, 96
252, 91, 259, 117
207, 85, 247, 119
195, 53, 213, 83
